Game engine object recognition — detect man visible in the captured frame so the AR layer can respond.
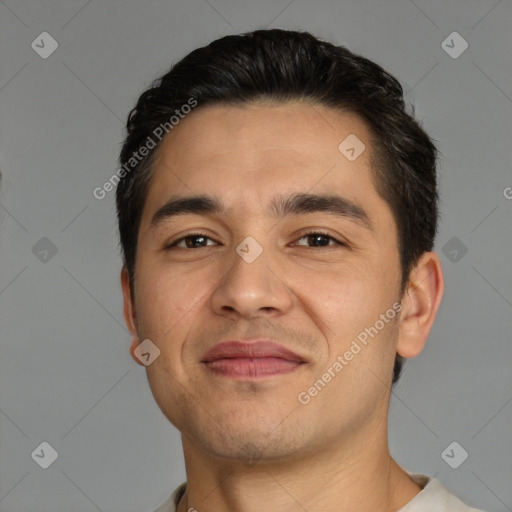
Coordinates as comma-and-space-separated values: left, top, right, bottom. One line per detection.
116, 29, 485, 512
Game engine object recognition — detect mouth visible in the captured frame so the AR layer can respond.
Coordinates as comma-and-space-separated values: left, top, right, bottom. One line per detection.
201, 340, 306, 379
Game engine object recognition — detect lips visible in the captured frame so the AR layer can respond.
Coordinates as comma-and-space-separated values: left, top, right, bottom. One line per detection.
201, 340, 305, 378
201, 340, 304, 362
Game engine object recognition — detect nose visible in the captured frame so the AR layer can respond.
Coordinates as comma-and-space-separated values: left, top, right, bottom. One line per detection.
210, 240, 293, 320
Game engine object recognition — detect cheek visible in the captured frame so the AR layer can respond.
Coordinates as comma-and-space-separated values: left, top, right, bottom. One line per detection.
296, 260, 398, 364
295, 262, 382, 328
134, 262, 198, 341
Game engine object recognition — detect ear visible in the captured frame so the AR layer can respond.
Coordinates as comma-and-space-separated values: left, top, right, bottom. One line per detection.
396, 251, 444, 359
121, 266, 144, 366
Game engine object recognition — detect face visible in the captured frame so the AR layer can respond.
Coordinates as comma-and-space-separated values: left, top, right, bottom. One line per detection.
123, 102, 407, 463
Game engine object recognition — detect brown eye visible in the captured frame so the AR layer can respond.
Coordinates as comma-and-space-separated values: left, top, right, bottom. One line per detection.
167, 234, 217, 249
294, 232, 343, 247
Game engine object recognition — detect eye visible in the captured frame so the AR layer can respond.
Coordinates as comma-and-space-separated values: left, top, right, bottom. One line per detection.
293, 231, 344, 248
167, 233, 218, 249
165, 231, 344, 250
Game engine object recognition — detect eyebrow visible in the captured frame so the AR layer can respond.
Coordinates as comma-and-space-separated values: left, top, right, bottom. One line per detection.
149, 192, 373, 232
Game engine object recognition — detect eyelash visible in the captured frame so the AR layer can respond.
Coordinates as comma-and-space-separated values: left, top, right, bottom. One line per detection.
166, 231, 345, 249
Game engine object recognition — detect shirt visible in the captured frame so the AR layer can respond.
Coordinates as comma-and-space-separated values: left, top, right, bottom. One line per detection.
153, 473, 486, 512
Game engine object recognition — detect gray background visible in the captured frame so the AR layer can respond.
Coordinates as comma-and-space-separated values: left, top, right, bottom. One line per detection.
0, 0, 511, 511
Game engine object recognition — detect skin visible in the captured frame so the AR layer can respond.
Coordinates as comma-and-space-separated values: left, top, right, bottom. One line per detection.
121, 101, 444, 512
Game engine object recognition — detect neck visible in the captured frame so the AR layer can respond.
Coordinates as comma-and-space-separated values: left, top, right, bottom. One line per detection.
176, 421, 421, 512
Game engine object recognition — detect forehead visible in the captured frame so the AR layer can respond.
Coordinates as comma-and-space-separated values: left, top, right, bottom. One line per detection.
153, 101, 372, 175
141, 101, 394, 235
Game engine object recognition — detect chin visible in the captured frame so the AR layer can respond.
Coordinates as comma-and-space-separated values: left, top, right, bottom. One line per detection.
185, 414, 314, 464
